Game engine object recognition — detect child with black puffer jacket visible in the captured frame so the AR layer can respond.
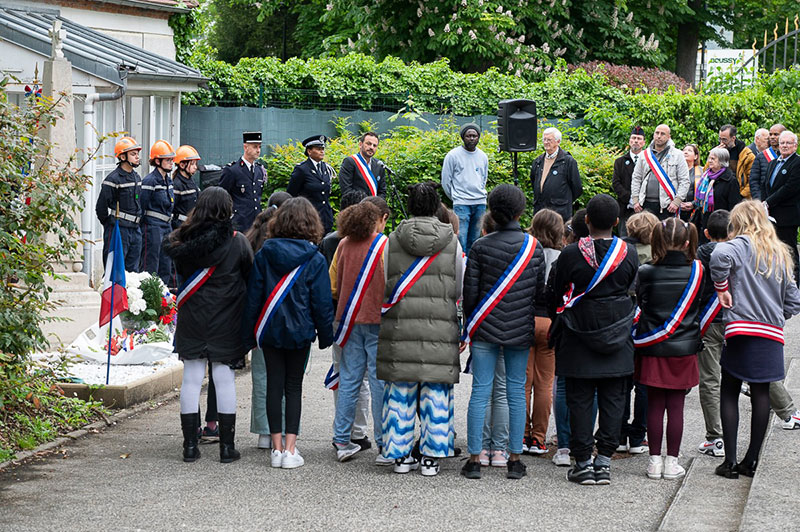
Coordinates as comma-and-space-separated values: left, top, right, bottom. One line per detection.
634, 218, 702, 481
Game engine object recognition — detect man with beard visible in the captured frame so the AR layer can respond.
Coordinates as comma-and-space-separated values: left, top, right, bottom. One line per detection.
630, 124, 690, 220
717, 124, 755, 199
339, 132, 386, 198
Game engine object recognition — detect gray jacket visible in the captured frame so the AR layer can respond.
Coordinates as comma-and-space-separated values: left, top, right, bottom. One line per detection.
377, 217, 462, 384
630, 138, 690, 210
710, 235, 800, 342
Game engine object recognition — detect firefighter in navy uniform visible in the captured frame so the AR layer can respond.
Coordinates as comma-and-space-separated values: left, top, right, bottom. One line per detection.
218, 131, 266, 232
140, 140, 176, 286
287, 135, 335, 233
172, 145, 201, 230
95, 136, 143, 272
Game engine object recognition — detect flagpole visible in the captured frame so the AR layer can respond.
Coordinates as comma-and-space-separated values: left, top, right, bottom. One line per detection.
106, 278, 114, 385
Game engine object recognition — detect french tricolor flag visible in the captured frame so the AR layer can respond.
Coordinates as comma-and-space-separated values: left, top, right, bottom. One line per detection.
99, 221, 129, 327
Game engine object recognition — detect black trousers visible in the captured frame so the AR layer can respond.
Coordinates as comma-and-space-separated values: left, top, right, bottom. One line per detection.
565, 376, 628, 462
264, 345, 309, 435
774, 225, 799, 285
619, 377, 648, 446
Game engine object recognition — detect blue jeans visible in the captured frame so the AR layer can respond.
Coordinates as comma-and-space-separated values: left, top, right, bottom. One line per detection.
332, 324, 384, 445
467, 342, 528, 455
481, 352, 509, 451
453, 203, 486, 255
554, 376, 598, 449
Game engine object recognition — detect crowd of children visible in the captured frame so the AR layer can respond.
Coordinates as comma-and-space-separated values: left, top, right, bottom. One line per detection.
168, 183, 800, 483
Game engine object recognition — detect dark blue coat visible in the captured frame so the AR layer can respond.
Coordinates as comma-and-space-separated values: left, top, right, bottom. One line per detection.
218, 157, 266, 232
242, 238, 334, 351
95, 165, 142, 228
172, 172, 198, 228
287, 158, 334, 234
140, 169, 174, 226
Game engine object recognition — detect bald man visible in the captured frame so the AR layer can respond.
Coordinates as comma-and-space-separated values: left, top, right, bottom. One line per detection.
750, 123, 787, 200
630, 124, 690, 220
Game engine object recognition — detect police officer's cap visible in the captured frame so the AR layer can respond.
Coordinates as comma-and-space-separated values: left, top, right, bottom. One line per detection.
243, 131, 262, 144
302, 135, 328, 148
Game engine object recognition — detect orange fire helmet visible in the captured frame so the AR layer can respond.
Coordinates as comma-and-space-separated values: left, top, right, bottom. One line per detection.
150, 140, 176, 160
174, 145, 201, 165
114, 137, 141, 158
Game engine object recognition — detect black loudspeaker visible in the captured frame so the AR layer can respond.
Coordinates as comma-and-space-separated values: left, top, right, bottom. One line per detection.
497, 99, 537, 152
198, 164, 223, 189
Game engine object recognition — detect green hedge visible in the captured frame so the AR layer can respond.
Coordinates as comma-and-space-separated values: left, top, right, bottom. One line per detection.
264, 123, 619, 225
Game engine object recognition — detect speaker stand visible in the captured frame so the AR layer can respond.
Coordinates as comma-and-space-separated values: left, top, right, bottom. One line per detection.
384, 167, 408, 230
512, 152, 519, 187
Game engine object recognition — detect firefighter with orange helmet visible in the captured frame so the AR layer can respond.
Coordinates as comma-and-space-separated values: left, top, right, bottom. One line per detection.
95, 136, 143, 272
140, 140, 176, 287
172, 145, 201, 230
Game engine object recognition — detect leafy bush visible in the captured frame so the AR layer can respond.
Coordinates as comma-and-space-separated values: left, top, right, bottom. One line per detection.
264, 122, 619, 226
568, 61, 690, 93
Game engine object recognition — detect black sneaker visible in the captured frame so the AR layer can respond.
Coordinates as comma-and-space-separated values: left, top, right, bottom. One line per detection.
351, 437, 372, 451
567, 463, 596, 485
460, 460, 482, 479
593, 465, 611, 485
506, 459, 527, 479
715, 461, 739, 479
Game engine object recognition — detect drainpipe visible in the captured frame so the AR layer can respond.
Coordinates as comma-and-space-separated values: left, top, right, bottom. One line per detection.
81, 67, 129, 284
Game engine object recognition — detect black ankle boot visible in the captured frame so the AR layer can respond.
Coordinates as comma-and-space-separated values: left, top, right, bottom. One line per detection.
715, 460, 739, 479
736, 460, 757, 477
218, 413, 241, 463
180, 413, 201, 462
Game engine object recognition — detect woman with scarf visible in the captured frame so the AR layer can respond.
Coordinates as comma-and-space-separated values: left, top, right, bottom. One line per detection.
692, 147, 742, 244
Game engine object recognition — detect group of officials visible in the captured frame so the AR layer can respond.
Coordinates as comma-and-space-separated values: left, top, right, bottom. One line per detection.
95, 130, 389, 286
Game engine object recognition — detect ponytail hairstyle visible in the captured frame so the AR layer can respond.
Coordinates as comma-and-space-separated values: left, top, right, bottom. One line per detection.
650, 217, 698, 264
728, 200, 793, 281
245, 191, 292, 251
488, 184, 526, 226
337, 202, 381, 242
407, 182, 440, 217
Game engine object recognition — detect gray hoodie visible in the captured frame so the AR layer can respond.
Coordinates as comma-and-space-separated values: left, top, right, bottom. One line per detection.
710, 235, 800, 343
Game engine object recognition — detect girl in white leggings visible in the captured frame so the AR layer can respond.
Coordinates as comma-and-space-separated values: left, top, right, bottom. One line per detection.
165, 186, 254, 463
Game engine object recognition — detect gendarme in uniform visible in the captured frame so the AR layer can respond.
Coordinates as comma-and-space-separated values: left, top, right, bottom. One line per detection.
287, 134, 335, 233
219, 131, 266, 232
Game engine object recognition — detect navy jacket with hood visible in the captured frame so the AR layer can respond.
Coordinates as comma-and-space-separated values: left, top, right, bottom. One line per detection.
242, 238, 334, 351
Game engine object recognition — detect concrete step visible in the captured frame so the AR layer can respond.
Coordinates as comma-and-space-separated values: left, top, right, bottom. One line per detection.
738, 358, 800, 531
46, 271, 101, 308
41, 305, 100, 348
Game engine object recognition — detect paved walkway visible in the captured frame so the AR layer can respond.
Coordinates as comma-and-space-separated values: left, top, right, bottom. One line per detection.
1, 319, 799, 531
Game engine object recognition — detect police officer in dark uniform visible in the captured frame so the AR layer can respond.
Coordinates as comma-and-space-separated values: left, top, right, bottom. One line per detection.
140, 139, 175, 286
172, 145, 201, 230
218, 131, 266, 232
287, 135, 335, 233
95, 136, 143, 272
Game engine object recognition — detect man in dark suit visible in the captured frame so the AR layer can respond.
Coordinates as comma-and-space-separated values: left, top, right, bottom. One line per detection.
763, 130, 800, 284
338, 132, 386, 198
218, 131, 266, 232
530, 127, 582, 221
287, 135, 335, 233
612, 126, 646, 236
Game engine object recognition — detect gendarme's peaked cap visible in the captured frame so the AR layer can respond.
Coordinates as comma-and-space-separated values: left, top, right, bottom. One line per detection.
243, 131, 262, 143
302, 135, 328, 147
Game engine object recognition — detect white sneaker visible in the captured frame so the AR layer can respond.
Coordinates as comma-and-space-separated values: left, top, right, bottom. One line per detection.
270, 449, 283, 468
781, 410, 800, 430
281, 448, 304, 469
628, 443, 648, 454
663, 456, 686, 479
647, 455, 663, 479
616, 443, 629, 453
698, 438, 724, 457
552, 448, 571, 467
420, 456, 440, 476
334, 441, 361, 462
375, 453, 394, 466
393, 456, 420, 474
257, 434, 271, 449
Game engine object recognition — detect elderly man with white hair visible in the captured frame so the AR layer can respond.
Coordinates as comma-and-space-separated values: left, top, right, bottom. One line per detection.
630, 124, 690, 220
762, 129, 800, 284
750, 123, 787, 200
529, 127, 582, 221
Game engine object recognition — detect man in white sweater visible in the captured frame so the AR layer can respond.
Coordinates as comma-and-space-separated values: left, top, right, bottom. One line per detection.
441, 123, 489, 254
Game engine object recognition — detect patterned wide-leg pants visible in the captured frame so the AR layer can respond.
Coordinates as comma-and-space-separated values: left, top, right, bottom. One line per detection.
381, 381, 455, 459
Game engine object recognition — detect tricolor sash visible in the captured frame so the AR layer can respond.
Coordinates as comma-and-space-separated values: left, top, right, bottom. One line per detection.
632, 260, 703, 347
763, 147, 777, 163
351, 153, 378, 196
557, 236, 628, 314
324, 363, 339, 390
255, 262, 309, 348
462, 234, 537, 342
699, 295, 722, 336
176, 266, 216, 309
334, 233, 388, 347
643, 148, 677, 201
382, 251, 441, 315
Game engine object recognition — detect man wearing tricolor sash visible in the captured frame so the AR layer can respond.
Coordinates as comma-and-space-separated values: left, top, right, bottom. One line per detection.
339, 132, 386, 198
749, 123, 786, 200
631, 124, 690, 220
